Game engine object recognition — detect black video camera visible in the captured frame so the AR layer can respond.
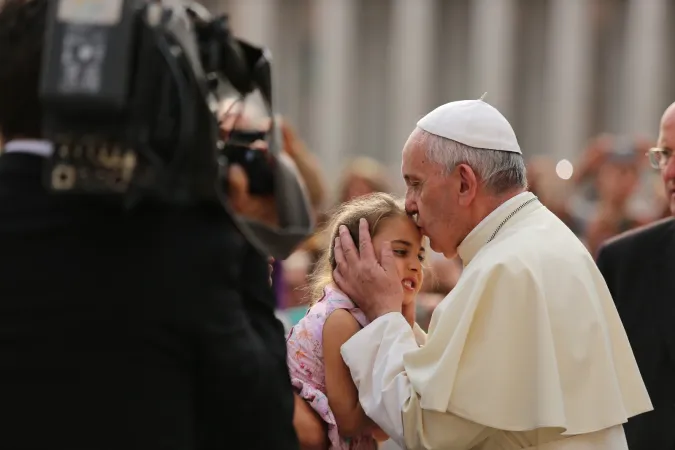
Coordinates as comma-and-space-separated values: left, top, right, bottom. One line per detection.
226, 130, 275, 195
38, 0, 313, 259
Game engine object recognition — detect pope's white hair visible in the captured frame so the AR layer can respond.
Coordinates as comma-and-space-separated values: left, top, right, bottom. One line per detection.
416, 128, 528, 193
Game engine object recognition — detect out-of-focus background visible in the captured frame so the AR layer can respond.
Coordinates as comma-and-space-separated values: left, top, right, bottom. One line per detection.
202, 0, 674, 329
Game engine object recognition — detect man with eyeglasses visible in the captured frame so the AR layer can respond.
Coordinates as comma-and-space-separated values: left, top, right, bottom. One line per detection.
596, 103, 675, 450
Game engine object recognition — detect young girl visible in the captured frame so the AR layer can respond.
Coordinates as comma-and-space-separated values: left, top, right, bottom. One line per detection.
287, 192, 425, 449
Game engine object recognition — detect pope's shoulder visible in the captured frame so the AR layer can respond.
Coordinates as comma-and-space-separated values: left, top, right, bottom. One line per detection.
598, 216, 674, 257
459, 209, 599, 291
482, 209, 590, 265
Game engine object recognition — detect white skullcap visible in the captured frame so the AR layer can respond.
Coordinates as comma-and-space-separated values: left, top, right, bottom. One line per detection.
417, 97, 521, 154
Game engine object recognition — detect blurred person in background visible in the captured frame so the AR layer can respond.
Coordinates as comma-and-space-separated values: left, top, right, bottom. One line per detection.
596, 102, 675, 450
583, 139, 644, 256
527, 156, 579, 233
571, 134, 616, 224
281, 250, 314, 307
570, 135, 657, 254
337, 156, 392, 204
280, 119, 328, 222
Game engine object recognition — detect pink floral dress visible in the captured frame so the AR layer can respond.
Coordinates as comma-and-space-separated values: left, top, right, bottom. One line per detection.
286, 284, 378, 450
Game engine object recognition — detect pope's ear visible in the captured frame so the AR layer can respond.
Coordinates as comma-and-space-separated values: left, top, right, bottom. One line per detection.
456, 164, 479, 205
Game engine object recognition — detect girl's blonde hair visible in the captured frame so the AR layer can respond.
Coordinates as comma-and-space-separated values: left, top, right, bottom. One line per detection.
307, 192, 409, 303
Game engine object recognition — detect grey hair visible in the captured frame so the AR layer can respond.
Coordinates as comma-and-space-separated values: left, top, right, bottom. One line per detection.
417, 128, 528, 193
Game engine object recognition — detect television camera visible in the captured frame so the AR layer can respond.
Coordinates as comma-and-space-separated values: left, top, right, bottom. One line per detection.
38, 0, 313, 259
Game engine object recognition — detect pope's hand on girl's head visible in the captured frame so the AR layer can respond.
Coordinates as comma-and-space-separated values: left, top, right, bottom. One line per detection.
332, 218, 405, 322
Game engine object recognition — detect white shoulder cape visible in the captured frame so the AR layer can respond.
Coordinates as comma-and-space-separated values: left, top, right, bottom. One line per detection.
403, 193, 652, 434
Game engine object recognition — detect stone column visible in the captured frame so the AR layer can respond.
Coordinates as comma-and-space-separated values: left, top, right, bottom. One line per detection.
308, 0, 358, 186
225, 0, 278, 48
467, 0, 517, 118
355, 0, 390, 163
386, 0, 436, 191
621, 0, 668, 136
514, 0, 547, 157
437, 0, 471, 103
543, 0, 594, 160
269, 0, 308, 126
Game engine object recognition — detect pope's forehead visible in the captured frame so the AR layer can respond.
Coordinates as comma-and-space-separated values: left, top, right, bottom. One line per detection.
402, 128, 425, 152
402, 138, 436, 178
402, 136, 425, 164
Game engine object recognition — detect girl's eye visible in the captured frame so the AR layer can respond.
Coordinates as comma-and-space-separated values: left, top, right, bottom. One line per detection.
394, 249, 407, 257
418, 254, 425, 262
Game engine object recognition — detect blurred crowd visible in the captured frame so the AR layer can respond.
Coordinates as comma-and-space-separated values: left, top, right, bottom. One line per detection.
272, 116, 669, 331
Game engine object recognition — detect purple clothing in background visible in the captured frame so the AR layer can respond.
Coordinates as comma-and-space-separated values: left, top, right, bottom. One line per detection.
273, 260, 285, 309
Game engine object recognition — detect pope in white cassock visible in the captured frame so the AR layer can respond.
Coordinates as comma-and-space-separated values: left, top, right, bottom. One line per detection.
331, 99, 653, 450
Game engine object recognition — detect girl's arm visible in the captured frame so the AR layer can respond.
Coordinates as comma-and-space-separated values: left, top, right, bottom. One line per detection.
323, 309, 385, 438
293, 393, 329, 450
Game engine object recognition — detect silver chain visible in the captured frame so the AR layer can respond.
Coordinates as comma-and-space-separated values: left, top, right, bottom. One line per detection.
486, 197, 539, 243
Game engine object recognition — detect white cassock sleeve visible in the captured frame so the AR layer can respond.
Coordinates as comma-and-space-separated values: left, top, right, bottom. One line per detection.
341, 313, 496, 450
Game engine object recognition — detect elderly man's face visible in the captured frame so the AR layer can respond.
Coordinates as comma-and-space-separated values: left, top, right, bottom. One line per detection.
401, 132, 464, 257
658, 105, 675, 215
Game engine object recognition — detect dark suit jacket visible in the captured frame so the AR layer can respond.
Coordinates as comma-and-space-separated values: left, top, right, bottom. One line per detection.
0, 152, 298, 450
596, 217, 675, 450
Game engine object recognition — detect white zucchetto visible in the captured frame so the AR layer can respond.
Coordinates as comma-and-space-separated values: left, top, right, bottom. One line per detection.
417, 97, 522, 154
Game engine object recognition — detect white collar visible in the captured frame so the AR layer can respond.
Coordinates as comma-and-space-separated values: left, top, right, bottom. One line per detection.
457, 191, 536, 265
4, 140, 54, 157
462, 191, 531, 242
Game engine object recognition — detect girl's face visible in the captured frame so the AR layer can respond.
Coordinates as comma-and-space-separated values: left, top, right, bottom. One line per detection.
371, 215, 425, 306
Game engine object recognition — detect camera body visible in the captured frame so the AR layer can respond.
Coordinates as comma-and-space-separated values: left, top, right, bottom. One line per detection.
38, 0, 312, 258
226, 130, 275, 195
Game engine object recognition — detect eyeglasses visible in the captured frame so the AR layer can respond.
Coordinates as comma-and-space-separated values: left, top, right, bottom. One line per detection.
646, 147, 673, 170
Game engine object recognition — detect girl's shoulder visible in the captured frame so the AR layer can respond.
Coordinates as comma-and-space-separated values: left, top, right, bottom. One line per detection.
310, 284, 368, 328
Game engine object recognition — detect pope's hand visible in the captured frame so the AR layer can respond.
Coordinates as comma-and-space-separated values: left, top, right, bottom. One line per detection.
332, 218, 405, 322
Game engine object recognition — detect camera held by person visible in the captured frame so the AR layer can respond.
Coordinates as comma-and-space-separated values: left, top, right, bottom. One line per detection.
40, 0, 313, 259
